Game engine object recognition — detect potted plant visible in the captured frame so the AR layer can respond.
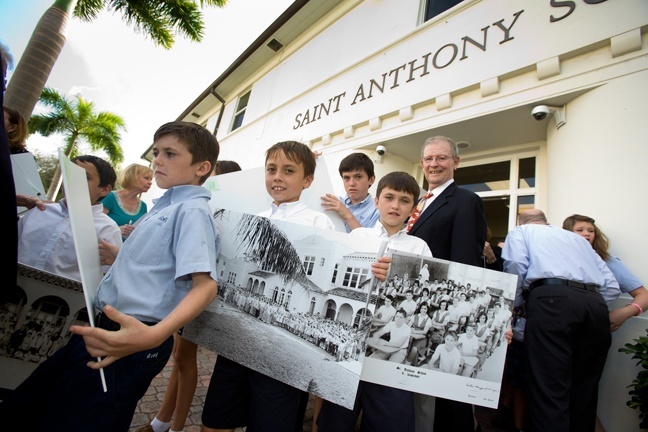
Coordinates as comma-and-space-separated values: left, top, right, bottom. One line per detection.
620, 329, 648, 429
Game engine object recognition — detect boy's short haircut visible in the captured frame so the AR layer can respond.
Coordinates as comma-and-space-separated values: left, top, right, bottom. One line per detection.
385, 295, 395, 302
338, 153, 375, 179
445, 331, 458, 341
72, 155, 117, 189
215, 160, 242, 175
120, 163, 153, 190
265, 141, 315, 177
154, 121, 220, 184
376, 171, 421, 202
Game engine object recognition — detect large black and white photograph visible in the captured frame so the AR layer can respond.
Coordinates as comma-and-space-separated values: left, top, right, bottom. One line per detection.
0, 264, 91, 391
183, 209, 384, 409
360, 251, 518, 408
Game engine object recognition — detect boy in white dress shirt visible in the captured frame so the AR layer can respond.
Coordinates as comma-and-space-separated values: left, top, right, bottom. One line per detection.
17, 155, 122, 280
201, 140, 335, 432
317, 171, 433, 432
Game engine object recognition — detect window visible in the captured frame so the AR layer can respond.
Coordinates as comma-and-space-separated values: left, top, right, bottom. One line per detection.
454, 161, 510, 193
424, 0, 463, 22
272, 287, 279, 303
455, 155, 537, 244
342, 267, 370, 289
303, 256, 316, 275
320, 257, 326, 267
227, 272, 236, 284
231, 90, 251, 131
331, 264, 338, 283
309, 297, 316, 315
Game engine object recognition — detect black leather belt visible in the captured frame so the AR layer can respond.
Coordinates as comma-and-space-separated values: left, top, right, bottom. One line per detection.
96, 312, 157, 331
529, 278, 599, 293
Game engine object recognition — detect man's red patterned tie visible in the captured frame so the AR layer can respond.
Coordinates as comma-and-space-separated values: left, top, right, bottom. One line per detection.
406, 191, 432, 232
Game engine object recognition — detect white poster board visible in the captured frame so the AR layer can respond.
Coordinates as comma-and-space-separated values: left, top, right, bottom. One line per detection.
11, 152, 46, 213
58, 151, 106, 389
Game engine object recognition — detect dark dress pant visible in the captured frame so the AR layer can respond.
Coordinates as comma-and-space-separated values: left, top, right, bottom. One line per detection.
524, 284, 611, 432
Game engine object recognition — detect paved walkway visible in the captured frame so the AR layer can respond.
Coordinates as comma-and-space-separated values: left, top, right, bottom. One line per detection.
130, 346, 509, 432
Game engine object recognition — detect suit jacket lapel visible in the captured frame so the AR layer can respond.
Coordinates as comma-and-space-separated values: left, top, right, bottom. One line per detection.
410, 183, 456, 232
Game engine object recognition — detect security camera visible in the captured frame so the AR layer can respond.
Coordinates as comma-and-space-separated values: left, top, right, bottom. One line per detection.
376, 145, 387, 156
531, 105, 551, 121
531, 105, 567, 128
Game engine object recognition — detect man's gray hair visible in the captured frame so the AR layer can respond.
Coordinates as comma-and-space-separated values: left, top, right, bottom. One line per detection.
420, 136, 459, 159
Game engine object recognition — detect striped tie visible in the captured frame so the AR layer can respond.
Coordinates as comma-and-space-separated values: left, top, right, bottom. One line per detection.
406, 191, 432, 232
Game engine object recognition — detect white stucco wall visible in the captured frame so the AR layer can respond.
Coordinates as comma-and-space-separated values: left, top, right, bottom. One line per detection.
546, 70, 648, 284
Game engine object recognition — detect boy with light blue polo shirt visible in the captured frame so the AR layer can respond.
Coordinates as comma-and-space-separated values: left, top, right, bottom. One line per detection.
0, 121, 220, 432
321, 152, 380, 232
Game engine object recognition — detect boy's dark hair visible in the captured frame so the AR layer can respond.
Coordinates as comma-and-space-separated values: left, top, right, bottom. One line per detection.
338, 153, 375, 179
215, 160, 242, 175
376, 171, 421, 202
154, 121, 220, 184
72, 155, 117, 189
265, 141, 315, 177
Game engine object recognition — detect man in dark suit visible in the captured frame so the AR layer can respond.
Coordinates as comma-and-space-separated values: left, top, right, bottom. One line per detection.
408, 135, 487, 432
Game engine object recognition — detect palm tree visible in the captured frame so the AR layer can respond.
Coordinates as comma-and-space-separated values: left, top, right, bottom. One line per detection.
5, 0, 228, 120
215, 210, 311, 287
29, 86, 126, 199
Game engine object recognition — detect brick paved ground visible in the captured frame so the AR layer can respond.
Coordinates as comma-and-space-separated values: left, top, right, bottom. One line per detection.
130, 346, 507, 432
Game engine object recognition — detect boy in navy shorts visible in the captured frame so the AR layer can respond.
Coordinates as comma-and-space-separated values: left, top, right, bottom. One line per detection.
201, 141, 335, 432
0, 121, 220, 432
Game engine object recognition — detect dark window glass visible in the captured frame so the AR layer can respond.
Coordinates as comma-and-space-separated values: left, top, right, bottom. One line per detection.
425, 0, 463, 22
518, 157, 536, 188
231, 91, 251, 131
455, 161, 511, 192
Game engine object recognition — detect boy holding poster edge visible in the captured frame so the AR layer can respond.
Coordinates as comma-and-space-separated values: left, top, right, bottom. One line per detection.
201, 141, 336, 432
0, 121, 220, 432
317, 171, 433, 432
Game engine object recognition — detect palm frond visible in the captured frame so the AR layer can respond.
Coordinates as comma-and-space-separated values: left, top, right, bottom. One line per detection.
74, 0, 106, 21
234, 214, 310, 286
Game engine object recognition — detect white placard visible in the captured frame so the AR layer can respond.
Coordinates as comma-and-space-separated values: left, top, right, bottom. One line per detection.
59, 150, 107, 390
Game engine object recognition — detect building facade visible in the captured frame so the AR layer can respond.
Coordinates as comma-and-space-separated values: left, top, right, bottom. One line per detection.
159, 1, 648, 429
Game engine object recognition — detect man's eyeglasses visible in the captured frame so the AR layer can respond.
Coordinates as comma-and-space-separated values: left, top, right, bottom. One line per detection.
423, 155, 453, 163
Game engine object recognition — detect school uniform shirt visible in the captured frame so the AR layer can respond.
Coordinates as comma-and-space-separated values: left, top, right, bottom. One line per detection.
340, 193, 380, 233
457, 334, 480, 356
351, 220, 433, 258
96, 185, 219, 323
606, 256, 643, 293
380, 320, 412, 349
375, 304, 396, 322
258, 200, 336, 231
18, 199, 122, 281
432, 345, 462, 373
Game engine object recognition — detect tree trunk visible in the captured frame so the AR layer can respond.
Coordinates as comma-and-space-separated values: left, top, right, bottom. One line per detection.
46, 167, 63, 200
46, 135, 77, 200
5, 0, 78, 120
